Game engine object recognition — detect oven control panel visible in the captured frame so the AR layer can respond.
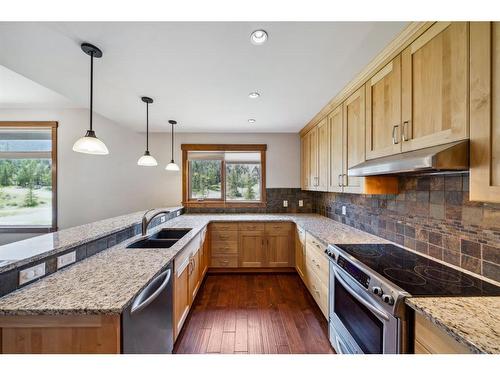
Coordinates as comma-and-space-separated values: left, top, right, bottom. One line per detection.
337, 255, 370, 289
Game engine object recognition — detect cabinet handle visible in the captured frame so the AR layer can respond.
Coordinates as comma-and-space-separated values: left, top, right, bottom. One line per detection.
342, 174, 347, 187
219, 235, 229, 240
402, 121, 409, 141
392, 124, 399, 144
338, 174, 342, 187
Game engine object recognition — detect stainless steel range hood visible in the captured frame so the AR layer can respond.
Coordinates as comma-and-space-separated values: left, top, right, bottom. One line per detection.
348, 140, 469, 177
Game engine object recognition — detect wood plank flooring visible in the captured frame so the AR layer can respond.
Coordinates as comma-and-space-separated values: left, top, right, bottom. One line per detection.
174, 273, 335, 354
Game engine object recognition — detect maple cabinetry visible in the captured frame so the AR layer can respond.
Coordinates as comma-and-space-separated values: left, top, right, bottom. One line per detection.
304, 233, 329, 318
295, 225, 306, 279
469, 22, 500, 203
302, 117, 328, 191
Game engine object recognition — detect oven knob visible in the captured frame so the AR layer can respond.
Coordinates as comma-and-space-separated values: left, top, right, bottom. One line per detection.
372, 286, 383, 296
382, 294, 394, 305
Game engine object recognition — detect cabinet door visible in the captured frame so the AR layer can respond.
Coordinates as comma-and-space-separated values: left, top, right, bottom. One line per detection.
267, 235, 291, 267
343, 87, 365, 193
328, 105, 344, 192
201, 234, 209, 276
401, 22, 469, 152
317, 117, 329, 191
301, 134, 310, 190
470, 22, 500, 203
239, 230, 265, 267
188, 250, 201, 302
174, 263, 190, 339
366, 56, 402, 159
309, 126, 319, 190
295, 227, 306, 279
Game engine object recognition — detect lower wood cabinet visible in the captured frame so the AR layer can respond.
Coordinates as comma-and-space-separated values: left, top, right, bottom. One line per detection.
239, 228, 266, 267
414, 313, 472, 354
295, 225, 306, 279
304, 232, 329, 319
174, 260, 190, 339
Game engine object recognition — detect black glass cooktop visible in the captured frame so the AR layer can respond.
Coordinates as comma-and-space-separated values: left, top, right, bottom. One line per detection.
333, 243, 500, 297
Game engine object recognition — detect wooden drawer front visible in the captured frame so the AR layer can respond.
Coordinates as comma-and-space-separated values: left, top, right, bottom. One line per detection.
414, 313, 472, 354
211, 240, 238, 255
211, 230, 238, 242
238, 222, 265, 231
211, 255, 238, 268
265, 222, 293, 234
175, 233, 200, 275
211, 222, 238, 231
306, 269, 328, 319
305, 246, 329, 285
306, 233, 327, 256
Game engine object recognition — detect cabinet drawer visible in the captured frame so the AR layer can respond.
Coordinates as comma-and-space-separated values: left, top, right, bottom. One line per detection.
306, 233, 327, 256
211, 230, 238, 242
211, 255, 238, 268
211, 240, 238, 255
239, 222, 265, 231
306, 269, 328, 318
211, 222, 238, 231
265, 222, 293, 234
305, 246, 329, 285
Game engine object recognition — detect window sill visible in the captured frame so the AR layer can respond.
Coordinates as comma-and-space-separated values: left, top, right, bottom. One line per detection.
183, 201, 267, 208
0, 227, 56, 234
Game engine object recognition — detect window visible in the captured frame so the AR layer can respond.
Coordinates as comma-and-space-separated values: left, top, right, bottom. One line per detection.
182, 144, 266, 207
0, 122, 57, 232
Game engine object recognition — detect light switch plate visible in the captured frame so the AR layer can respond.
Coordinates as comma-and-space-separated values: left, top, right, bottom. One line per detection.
298, 200, 304, 207
342, 205, 347, 215
19, 263, 46, 285
57, 251, 76, 269
160, 215, 166, 223
283, 200, 288, 207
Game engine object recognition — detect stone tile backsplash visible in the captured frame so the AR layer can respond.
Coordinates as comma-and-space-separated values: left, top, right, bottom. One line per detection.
312, 173, 500, 283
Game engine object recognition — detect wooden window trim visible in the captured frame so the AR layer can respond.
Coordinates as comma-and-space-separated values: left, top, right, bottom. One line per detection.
181, 144, 267, 208
0, 121, 58, 233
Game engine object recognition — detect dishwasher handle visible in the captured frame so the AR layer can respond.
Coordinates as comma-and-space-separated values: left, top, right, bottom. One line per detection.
130, 269, 171, 315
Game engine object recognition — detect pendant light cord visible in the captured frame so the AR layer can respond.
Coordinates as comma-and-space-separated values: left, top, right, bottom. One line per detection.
171, 122, 174, 161
89, 51, 94, 132
146, 102, 149, 152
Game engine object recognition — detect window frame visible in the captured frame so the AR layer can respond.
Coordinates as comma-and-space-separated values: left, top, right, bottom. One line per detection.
0, 121, 58, 233
182, 144, 267, 208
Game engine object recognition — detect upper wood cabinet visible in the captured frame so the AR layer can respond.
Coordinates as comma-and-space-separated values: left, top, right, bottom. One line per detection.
328, 105, 343, 192
365, 56, 402, 159
309, 125, 319, 189
401, 22, 469, 151
343, 87, 366, 194
469, 22, 500, 203
317, 118, 329, 191
301, 133, 310, 189
302, 117, 328, 191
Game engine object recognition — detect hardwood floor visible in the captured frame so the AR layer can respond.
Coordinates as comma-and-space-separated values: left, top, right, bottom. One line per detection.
174, 273, 335, 354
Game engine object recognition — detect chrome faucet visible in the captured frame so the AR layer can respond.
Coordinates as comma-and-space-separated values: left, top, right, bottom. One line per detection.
141, 209, 170, 236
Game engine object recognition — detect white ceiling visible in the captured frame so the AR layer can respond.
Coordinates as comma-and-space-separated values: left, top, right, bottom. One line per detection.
0, 22, 407, 132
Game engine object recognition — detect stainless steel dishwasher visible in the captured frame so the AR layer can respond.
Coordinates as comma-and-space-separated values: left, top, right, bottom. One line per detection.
122, 263, 173, 353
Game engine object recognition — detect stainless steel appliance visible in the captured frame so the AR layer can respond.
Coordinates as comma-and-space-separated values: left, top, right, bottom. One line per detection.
122, 264, 173, 353
326, 243, 500, 354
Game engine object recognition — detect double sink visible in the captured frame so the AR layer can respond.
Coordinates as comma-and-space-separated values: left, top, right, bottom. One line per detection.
127, 228, 192, 249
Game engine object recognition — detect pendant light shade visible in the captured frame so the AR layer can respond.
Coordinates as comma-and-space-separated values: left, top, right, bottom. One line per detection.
166, 120, 179, 171
137, 96, 158, 166
73, 43, 109, 155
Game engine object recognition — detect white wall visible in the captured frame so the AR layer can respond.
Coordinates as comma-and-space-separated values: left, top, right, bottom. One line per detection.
0, 108, 300, 244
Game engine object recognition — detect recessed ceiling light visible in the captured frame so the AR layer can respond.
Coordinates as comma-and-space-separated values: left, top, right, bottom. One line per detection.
250, 30, 268, 45
248, 91, 260, 99
248, 119, 256, 124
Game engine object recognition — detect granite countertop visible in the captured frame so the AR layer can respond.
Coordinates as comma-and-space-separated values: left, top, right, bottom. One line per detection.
0, 206, 184, 273
0, 213, 384, 316
406, 297, 500, 354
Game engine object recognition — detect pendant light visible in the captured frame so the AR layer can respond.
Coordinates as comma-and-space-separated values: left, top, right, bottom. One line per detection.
165, 120, 180, 171
72, 43, 109, 155
137, 97, 158, 166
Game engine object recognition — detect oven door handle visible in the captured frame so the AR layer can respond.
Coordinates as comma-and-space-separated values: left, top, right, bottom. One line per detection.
332, 264, 390, 322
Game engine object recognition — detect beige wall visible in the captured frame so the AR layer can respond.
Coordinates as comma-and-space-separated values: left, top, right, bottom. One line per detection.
0, 108, 300, 245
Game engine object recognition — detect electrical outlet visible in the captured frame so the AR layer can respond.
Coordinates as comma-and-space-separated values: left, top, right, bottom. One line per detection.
298, 200, 304, 207
160, 215, 166, 223
176, 211, 181, 216
19, 263, 46, 285
57, 251, 76, 269
283, 200, 288, 207
342, 205, 347, 215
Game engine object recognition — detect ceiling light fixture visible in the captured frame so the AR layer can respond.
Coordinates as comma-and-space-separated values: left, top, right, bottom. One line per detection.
137, 97, 158, 167
165, 120, 180, 171
248, 91, 260, 99
73, 43, 109, 155
250, 29, 268, 45
248, 119, 256, 124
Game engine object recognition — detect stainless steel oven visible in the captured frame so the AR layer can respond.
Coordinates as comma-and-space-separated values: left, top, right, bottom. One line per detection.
326, 245, 410, 354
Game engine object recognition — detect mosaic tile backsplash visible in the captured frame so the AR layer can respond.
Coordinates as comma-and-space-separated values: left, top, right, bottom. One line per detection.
313, 174, 500, 283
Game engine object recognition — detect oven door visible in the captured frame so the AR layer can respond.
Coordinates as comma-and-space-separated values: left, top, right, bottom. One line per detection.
329, 261, 400, 354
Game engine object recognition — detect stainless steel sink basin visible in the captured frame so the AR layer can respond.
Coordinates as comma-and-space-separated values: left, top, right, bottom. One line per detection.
126, 228, 191, 249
